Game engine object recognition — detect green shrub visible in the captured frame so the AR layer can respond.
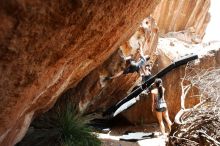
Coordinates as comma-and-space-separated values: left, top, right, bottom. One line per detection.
17, 104, 101, 146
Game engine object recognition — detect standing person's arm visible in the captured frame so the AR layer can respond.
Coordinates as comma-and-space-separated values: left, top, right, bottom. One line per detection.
151, 92, 155, 112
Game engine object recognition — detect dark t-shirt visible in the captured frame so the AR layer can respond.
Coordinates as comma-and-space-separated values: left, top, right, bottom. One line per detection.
123, 57, 146, 74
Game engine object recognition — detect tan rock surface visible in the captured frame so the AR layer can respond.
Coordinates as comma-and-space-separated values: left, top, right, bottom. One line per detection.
152, 0, 211, 41
0, 0, 215, 145
0, 0, 160, 145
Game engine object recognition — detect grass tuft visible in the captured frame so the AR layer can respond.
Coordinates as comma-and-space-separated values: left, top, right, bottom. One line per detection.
17, 104, 101, 146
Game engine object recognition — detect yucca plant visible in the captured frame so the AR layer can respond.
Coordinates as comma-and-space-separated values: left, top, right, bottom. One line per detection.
17, 104, 101, 146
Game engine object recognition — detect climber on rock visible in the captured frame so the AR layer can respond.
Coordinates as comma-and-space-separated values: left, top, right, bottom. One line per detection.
104, 42, 150, 81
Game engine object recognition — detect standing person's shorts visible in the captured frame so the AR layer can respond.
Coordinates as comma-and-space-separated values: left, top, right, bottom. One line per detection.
155, 107, 166, 112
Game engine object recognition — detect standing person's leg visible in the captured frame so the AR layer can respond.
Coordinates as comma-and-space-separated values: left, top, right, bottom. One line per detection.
162, 110, 172, 132
155, 111, 165, 135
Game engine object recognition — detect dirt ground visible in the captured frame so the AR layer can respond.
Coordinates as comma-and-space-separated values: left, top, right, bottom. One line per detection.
101, 139, 139, 146
110, 123, 160, 135
99, 123, 168, 146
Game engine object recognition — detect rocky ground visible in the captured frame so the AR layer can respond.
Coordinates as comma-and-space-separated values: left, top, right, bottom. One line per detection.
102, 139, 139, 146
98, 123, 169, 146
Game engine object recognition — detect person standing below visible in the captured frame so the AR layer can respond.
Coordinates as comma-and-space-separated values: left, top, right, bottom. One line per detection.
151, 78, 172, 135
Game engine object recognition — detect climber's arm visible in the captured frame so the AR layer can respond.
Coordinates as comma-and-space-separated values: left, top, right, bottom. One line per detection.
107, 71, 124, 80
138, 42, 145, 58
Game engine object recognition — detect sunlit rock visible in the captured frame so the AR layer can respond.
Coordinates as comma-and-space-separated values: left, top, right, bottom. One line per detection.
0, 0, 160, 145
152, 0, 211, 41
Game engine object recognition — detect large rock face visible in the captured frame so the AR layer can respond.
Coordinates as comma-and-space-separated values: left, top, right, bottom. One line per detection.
0, 0, 214, 145
152, 0, 210, 42
0, 0, 161, 145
